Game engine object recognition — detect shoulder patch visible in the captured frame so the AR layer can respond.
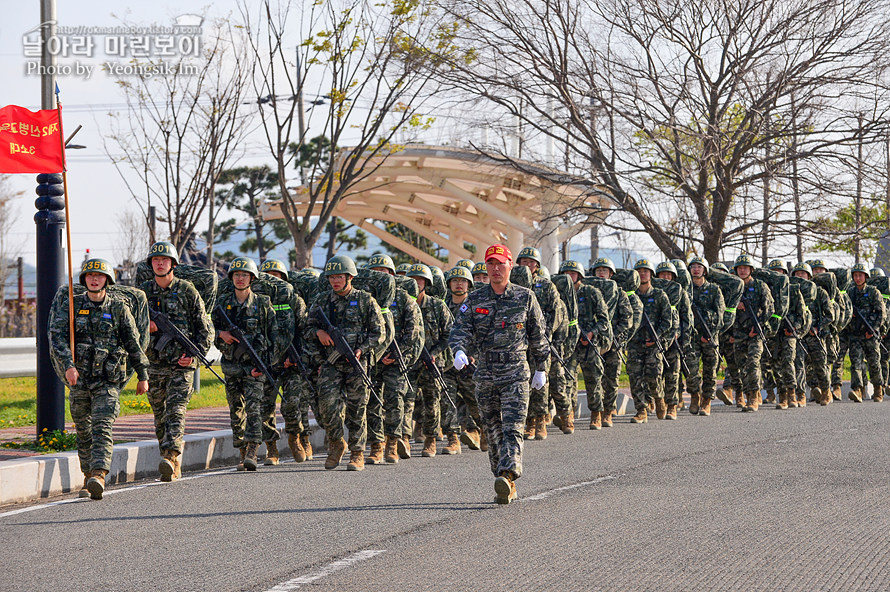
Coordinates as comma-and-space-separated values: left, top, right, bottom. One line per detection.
460, 303, 468, 313
350, 300, 358, 306
475, 307, 489, 315
78, 309, 89, 315
102, 313, 113, 319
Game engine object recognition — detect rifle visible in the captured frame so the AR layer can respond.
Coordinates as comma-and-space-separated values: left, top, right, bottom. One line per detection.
852, 306, 890, 354
149, 309, 225, 384
544, 333, 572, 372
641, 310, 667, 355
740, 295, 773, 358
611, 337, 627, 365
690, 303, 717, 350
783, 316, 827, 358
285, 341, 318, 394
313, 307, 384, 406
419, 346, 456, 409
388, 339, 416, 393
214, 304, 276, 386
579, 328, 606, 364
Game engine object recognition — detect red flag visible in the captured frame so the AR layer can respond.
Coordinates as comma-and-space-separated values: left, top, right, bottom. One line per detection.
0, 105, 65, 174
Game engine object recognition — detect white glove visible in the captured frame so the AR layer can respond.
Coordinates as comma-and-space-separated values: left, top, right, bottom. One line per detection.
454, 350, 468, 370
531, 370, 547, 390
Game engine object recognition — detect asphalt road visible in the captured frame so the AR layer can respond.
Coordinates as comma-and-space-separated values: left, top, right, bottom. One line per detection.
4, 398, 890, 591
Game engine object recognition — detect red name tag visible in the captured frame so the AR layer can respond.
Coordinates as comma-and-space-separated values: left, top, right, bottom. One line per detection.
475, 307, 489, 314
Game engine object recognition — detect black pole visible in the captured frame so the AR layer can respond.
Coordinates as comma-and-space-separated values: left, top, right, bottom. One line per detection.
35, 173, 66, 435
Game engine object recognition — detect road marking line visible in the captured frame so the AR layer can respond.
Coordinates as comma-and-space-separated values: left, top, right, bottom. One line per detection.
523, 474, 619, 502
264, 550, 387, 591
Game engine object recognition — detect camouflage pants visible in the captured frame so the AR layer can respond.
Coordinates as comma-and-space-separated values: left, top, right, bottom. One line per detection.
882, 335, 890, 388
766, 333, 797, 391
318, 361, 369, 451
795, 339, 807, 393
731, 332, 764, 394
548, 349, 571, 416
600, 347, 622, 413
445, 366, 480, 432
687, 339, 719, 400
402, 384, 420, 438
849, 337, 883, 390
70, 383, 121, 473
566, 350, 581, 414
298, 371, 319, 436
802, 333, 829, 390
721, 332, 737, 392
626, 342, 663, 411
411, 363, 454, 438
662, 345, 682, 407
476, 364, 530, 479
829, 332, 845, 388
146, 365, 194, 453
261, 368, 305, 442
575, 343, 604, 414
528, 357, 553, 418
370, 362, 410, 441
223, 367, 266, 447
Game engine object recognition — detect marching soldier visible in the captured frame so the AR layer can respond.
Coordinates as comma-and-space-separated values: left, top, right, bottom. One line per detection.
140, 241, 212, 482
450, 244, 549, 504
472, 262, 489, 284
731, 254, 775, 412
763, 260, 803, 409
213, 258, 280, 471
686, 257, 724, 416
845, 263, 885, 402
792, 263, 833, 406
655, 261, 691, 420
49, 258, 149, 500
306, 255, 385, 471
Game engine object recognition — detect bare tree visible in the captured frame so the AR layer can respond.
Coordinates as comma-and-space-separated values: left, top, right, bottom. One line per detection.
112, 210, 150, 284
0, 175, 24, 304
239, 0, 455, 266
104, 19, 254, 254
424, 0, 890, 261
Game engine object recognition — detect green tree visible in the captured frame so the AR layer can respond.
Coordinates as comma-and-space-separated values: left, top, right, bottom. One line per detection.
812, 201, 886, 261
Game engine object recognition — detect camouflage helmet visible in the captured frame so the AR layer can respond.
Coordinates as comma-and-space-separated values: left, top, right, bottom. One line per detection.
79, 257, 116, 287
671, 258, 688, 272
792, 262, 813, 278
260, 259, 288, 275
396, 263, 412, 275
324, 254, 358, 277
655, 261, 678, 278
228, 257, 259, 280
471, 262, 488, 276
733, 253, 755, 270
454, 259, 475, 271
688, 255, 709, 274
538, 266, 550, 278
406, 263, 433, 283
517, 246, 542, 265
767, 259, 788, 273
807, 258, 828, 271
633, 258, 655, 273
591, 257, 616, 274
711, 262, 730, 272
871, 267, 885, 278
559, 260, 585, 277
146, 240, 179, 266
302, 267, 321, 277
367, 253, 396, 274
445, 266, 473, 285
851, 262, 870, 279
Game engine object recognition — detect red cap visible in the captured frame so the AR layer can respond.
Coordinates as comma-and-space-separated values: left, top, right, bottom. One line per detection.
484, 244, 512, 263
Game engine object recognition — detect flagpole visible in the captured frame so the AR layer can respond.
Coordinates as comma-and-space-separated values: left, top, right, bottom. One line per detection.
54, 85, 75, 362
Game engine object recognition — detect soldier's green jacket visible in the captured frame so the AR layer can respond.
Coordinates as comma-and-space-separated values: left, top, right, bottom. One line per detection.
577, 284, 613, 350
612, 289, 635, 348
305, 286, 385, 366
783, 286, 808, 335
213, 291, 280, 372
691, 279, 724, 340
734, 278, 775, 336
625, 290, 644, 342
530, 275, 562, 339
418, 292, 454, 367
140, 276, 213, 367
845, 283, 885, 337
631, 286, 672, 346
808, 284, 834, 335
449, 282, 549, 372
446, 293, 474, 359
390, 288, 425, 368
49, 291, 150, 386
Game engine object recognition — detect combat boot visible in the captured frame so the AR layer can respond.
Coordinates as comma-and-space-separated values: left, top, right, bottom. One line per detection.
459, 429, 481, 451
244, 443, 259, 471
776, 388, 789, 410
78, 473, 90, 498
716, 386, 733, 406
873, 385, 883, 402
689, 392, 700, 415
324, 438, 347, 470
159, 449, 177, 482
832, 385, 842, 401
589, 411, 602, 430
236, 446, 247, 471
367, 441, 385, 464
647, 398, 656, 414
412, 423, 424, 444
822, 387, 832, 406
494, 472, 517, 505
544, 413, 552, 426
665, 404, 677, 420
765, 388, 776, 404
699, 396, 711, 416
562, 412, 575, 434
534, 417, 548, 440
289, 434, 306, 463
735, 391, 745, 408
655, 398, 667, 420
798, 391, 807, 407
384, 436, 399, 464
601, 410, 613, 428
443, 432, 462, 454
300, 433, 313, 460
552, 414, 564, 430
750, 392, 761, 411
86, 469, 108, 500
479, 429, 489, 452
347, 449, 365, 471
811, 387, 823, 406
523, 419, 536, 440
173, 453, 182, 480
398, 435, 412, 459
264, 440, 280, 466
422, 436, 437, 457
848, 387, 862, 402
631, 408, 648, 424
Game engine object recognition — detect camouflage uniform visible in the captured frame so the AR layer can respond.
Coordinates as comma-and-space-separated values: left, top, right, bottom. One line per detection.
445, 293, 481, 433
688, 280, 724, 402
213, 291, 279, 448
766, 288, 804, 394
661, 288, 692, 409
845, 283, 885, 393
449, 282, 549, 480
141, 276, 212, 454
602, 290, 634, 415
526, 274, 563, 422
574, 285, 613, 415
411, 293, 455, 438
269, 293, 308, 439
732, 279, 775, 398
627, 286, 672, 414
803, 284, 833, 394
306, 288, 385, 452
49, 291, 149, 474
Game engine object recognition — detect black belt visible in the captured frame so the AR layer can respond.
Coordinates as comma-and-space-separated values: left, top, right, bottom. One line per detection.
485, 351, 523, 363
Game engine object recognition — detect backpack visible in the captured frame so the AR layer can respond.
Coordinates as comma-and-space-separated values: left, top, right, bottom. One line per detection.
752, 268, 790, 336
613, 268, 640, 292
581, 277, 619, 320
509, 265, 532, 288
551, 273, 580, 358
427, 266, 448, 300
136, 261, 218, 313
706, 268, 744, 335
219, 271, 296, 364
651, 278, 681, 343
